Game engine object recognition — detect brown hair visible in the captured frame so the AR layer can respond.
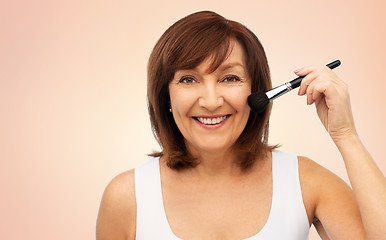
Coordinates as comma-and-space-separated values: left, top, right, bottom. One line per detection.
147, 11, 276, 171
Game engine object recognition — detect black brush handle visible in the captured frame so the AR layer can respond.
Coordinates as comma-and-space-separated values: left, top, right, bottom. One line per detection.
289, 60, 341, 89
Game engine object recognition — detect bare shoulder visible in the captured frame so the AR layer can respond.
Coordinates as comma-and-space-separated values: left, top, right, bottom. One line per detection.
297, 155, 354, 204
96, 169, 136, 240
297, 156, 365, 239
297, 156, 348, 191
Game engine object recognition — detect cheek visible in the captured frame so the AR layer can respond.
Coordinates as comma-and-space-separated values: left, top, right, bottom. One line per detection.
170, 88, 197, 117
224, 86, 251, 111
169, 89, 198, 140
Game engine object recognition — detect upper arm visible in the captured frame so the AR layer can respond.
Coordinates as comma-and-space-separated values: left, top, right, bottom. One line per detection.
298, 156, 365, 239
96, 169, 136, 240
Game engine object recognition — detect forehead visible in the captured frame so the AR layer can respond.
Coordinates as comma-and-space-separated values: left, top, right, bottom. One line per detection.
196, 40, 247, 73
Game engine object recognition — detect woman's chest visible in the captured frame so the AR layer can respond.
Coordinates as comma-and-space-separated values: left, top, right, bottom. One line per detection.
161, 175, 274, 239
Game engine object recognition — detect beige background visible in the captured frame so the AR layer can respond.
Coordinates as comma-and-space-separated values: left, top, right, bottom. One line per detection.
1, 0, 385, 239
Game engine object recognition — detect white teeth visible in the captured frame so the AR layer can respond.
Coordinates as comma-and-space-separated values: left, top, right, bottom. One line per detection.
197, 116, 227, 125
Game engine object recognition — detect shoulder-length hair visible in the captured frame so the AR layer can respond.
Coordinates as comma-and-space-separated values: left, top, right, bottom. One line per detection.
147, 11, 276, 171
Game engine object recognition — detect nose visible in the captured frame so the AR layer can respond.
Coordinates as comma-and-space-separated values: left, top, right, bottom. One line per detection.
198, 83, 224, 111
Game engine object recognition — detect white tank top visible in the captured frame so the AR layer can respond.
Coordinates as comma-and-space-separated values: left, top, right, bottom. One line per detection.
135, 151, 310, 239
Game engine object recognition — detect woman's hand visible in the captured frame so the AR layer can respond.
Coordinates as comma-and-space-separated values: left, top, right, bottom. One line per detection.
295, 65, 357, 144
295, 64, 386, 239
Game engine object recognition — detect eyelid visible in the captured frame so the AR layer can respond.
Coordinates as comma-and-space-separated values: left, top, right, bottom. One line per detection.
222, 74, 241, 82
178, 75, 197, 84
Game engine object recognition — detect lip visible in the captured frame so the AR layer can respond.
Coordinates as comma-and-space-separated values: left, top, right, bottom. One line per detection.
192, 114, 231, 129
194, 114, 229, 118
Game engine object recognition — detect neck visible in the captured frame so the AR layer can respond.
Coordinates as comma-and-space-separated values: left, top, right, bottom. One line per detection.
198, 153, 240, 176
184, 144, 247, 178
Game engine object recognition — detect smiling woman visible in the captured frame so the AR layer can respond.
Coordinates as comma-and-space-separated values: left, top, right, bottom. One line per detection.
147, 12, 276, 171
169, 41, 256, 168
96, 10, 386, 240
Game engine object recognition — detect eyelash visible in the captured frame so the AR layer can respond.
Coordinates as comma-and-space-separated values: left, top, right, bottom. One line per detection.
178, 75, 241, 84
222, 75, 241, 82
179, 76, 196, 84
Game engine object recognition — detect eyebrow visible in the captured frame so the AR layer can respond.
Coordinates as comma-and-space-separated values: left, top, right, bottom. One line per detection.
174, 62, 245, 77
218, 62, 245, 71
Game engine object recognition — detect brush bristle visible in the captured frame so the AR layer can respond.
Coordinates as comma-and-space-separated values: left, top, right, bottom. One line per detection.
247, 92, 270, 113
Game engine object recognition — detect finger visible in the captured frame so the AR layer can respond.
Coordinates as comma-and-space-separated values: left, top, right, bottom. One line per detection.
312, 88, 324, 103
310, 82, 327, 105
314, 80, 340, 108
298, 71, 318, 96
305, 76, 321, 105
293, 65, 319, 77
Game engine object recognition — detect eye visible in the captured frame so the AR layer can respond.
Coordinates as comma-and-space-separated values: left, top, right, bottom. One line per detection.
179, 76, 197, 84
222, 75, 240, 82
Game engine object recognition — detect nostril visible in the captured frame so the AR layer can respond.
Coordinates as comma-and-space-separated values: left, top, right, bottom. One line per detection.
198, 95, 224, 111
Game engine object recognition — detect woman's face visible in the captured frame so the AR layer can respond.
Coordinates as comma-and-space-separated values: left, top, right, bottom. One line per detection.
169, 40, 251, 155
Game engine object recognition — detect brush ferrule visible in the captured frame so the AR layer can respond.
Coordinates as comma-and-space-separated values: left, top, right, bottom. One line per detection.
266, 82, 293, 100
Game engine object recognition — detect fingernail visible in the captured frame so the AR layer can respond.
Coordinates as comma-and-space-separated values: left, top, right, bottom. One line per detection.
298, 88, 301, 95
294, 69, 300, 73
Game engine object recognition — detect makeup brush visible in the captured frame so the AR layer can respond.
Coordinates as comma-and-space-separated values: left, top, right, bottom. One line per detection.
247, 60, 341, 113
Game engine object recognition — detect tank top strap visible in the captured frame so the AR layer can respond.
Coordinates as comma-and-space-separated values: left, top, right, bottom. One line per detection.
134, 157, 177, 239
255, 150, 309, 239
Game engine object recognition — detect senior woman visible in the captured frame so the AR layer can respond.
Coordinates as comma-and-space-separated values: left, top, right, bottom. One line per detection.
97, 11, 386, 239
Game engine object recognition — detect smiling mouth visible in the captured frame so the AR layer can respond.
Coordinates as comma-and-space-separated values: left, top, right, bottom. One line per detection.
193, 115, 231, 125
